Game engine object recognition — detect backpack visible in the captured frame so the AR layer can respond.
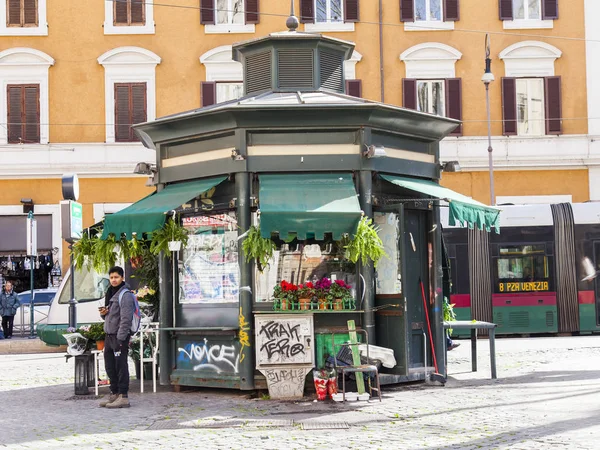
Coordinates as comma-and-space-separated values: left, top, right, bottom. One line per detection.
118, 289, 142, 335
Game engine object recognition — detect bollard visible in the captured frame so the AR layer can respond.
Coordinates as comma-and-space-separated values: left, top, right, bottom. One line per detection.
74, 355, 90, 395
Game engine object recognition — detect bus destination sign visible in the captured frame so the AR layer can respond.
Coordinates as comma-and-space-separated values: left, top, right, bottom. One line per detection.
499, 281, 549, 292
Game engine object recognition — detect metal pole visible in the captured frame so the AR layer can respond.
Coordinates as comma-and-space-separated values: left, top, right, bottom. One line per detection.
358, 170, 376, 345
68, 243, 77, 329
236, 171, 255, 390
158, 251, 172, 386
29, 212, 35, 338
378, 0, 384, 102
485, 83, 495, 206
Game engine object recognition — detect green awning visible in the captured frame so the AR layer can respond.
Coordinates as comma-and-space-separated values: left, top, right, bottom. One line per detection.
259, 173, 362, 240
101, 176, 226, 239
381, 174, 500, 233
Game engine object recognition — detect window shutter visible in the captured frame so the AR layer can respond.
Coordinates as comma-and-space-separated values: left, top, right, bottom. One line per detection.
200, 0, 215, 25
130, 0, 145, 24
7, 0, 21, 25
445, 78, 462, 136
246, 0, 259, 24
345, 79, 362, 98
402, 79, 417, 109
23, 85, 40, 143
542, 0, 558, 20
130, 83, 147, 141
344, 0, 359, 22
23, 0, 37, 25
7, 86, 23, 143
115, 84, 132, 142
501, 77, 517, 136
444, 0, 459, 21
300, 0, 314, 23
201, 81, 217, 107
400, 0, 414, 22
114, 0, 129, 24
499, 0, 513, 20
544, 76, 562, 135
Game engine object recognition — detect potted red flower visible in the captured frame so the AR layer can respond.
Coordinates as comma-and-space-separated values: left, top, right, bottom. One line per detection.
330, 279, 352, 310
297, 282, 315, 310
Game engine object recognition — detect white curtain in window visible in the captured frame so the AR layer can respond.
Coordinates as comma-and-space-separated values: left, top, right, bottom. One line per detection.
216, 0, 244, 25
516, 78, 544, 136
415, 0, 442, 21
316, 0, 343, 23
216, 82, 244, 103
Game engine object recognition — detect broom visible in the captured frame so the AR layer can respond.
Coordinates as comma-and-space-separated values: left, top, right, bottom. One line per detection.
419, 278, 446, 384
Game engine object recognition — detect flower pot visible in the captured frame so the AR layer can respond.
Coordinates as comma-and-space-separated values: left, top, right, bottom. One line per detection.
333, 299, 344, 310
318, 298, 329, 310
96, 340, 105, 351
280, 299, 289, 311
299, 298, 311, 310
168, 240, 182, 252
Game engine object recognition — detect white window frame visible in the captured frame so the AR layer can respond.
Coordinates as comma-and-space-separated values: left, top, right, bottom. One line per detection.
416, 79, 446, 116
205, 0, 255, 34
98, 47, 161, 144
504, 0, 553, 29
315, 0, 343, 23
0, 48, 53, 145
500, 41, 561, 78
104, 0, 155, 35
516, 78, 545, 137
405, 0, 453, 31
400, 42, 462, 79
0, 0, 47, 36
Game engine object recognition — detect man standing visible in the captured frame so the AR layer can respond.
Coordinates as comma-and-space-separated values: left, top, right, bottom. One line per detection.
0, 281, 20, 339
98, 266, 135, 408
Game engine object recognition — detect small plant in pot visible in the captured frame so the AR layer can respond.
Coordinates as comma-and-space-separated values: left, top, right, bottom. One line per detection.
329, 279, 352, 310
150, 216, 189, 258
345, 216, 387, 267
297, 282, 315, 310
242, 226, 276, 272
315, 277, 332, 310
273, 280, 297, 310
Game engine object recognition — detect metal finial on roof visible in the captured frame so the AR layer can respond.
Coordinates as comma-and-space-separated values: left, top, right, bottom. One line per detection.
286, 0, 299, 31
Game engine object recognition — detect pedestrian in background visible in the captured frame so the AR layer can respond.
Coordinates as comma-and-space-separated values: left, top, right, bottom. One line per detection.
98, 266, 135, 409
0, 281, 20, 339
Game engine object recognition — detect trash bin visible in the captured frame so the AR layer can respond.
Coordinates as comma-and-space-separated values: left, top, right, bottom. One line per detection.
74, 354, 90, 395
85, 353, 96, 387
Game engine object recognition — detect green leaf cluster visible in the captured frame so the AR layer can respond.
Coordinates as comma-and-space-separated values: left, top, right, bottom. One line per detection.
241, 226, 276, 273
345, 216, 387, 267
149, 217, 189, 258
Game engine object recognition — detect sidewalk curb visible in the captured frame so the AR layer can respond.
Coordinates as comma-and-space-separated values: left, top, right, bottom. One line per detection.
0, 338, 66, 355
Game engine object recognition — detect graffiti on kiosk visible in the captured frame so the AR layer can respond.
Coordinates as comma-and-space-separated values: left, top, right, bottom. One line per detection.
263, 367, 307, 398
178, 339, 239, 374
258, 320, 306, 361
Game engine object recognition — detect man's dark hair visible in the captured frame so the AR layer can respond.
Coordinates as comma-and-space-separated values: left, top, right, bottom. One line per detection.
108, 266, 124, 277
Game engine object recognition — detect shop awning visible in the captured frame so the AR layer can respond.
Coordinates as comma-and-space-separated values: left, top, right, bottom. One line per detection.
381, 174, 500, 233
259, 173, 362, 240
101, 176, 226, 239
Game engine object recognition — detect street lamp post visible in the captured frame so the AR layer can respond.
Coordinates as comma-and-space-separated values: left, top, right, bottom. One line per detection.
482, 34, 495, 206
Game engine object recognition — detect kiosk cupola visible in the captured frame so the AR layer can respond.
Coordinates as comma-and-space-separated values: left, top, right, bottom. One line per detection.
232, 0, 354, 96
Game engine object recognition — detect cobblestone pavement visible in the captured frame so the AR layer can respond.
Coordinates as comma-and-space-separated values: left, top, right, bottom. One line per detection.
1, 336, 600, 450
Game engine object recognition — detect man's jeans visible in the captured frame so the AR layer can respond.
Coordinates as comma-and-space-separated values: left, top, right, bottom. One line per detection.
104, 334, 130, 395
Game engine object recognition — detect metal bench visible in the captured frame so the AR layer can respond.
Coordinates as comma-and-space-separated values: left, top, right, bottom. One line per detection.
443, 320, 498, 379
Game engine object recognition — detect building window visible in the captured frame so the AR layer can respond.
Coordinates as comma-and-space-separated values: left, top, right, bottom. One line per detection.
201, 0, 257, 33
516, 78, 544, 136
400, 0, 458, 30
500, 0, 557, 29
216, 82, 243, 103
513, 0, 540, 20
7, 84, 39, 144
98, 47, 160, 143
7, 0, 37, 26
415, 0, 442, 22
114, 83, 146, 142
316, 0, 343, 23
301, 0, 357, 32
216, 0, 244, 25
114, 0, 145, 25
104, 0, 154, 34
417, 80, 445, 116
0, 0, 46, 35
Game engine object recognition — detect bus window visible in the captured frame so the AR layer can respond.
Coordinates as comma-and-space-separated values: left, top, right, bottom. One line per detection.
495, 244, 552, 293
58, 266, 109, 304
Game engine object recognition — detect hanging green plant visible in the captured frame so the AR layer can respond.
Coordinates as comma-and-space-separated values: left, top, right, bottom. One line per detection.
345, 216, 387, 268
92, 233, 119, 273
72, 231, 96, 270
149, 217, 189, 257
241, 225, 276, 273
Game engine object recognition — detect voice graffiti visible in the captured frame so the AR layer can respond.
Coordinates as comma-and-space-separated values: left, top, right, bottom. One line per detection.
178, 339, 240, 373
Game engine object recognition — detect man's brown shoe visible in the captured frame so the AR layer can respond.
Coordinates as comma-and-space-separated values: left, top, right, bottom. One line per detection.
99, 393, 118, 407
105, 394, 130, 408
